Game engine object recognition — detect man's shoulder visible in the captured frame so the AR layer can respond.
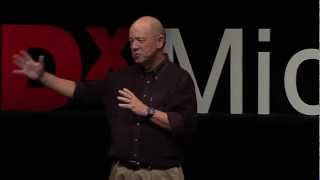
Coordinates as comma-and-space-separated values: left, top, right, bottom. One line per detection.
166, 61, 192, 78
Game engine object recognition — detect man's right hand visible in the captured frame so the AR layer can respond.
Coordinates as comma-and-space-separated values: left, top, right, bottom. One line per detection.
12, 50, 45, 80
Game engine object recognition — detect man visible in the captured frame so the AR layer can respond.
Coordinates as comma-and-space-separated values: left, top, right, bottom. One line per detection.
12, 16, 197, 180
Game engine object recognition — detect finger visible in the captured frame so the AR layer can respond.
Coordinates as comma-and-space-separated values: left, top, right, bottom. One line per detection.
19, 50, 34, 62
118, 89, 131, 99
12, 54, 23, 60
12, 69, 25, 75
123, 88, 135, 97
12, 54, 25, 62
13, 58, 25, 68
117, 96, 130, 103
118, 103, 131, 109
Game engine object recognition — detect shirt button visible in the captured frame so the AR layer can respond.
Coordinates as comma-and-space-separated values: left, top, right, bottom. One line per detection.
154, 76, 158, 80
146, 80, 150, 84
134, 138, 139, 142
136, 122, 140, 126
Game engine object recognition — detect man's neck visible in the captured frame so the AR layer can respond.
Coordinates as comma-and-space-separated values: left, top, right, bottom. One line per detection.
143, 53, 165, 72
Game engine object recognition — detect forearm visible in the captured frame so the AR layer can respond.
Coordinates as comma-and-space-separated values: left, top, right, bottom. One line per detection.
40, 72, 76, 98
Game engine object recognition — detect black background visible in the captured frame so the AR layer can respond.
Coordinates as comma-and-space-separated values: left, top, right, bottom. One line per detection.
1, 1, 319, 180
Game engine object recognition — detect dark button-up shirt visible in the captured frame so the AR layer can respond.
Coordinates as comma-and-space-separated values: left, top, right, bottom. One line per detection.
73, 56, 197, 167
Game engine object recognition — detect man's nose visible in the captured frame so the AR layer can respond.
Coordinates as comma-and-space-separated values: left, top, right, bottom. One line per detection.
131, 45, 139, 52
131, 41, 140, 50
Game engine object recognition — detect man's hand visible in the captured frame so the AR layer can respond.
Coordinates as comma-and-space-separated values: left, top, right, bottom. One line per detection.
12, 50, 45, 80
117, 88, 148, 116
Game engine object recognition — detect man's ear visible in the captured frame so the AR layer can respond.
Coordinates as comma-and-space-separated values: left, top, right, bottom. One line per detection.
157, 34, 165, 49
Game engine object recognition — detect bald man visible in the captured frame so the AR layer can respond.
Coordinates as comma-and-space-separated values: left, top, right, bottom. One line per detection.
12, 16, 197, 180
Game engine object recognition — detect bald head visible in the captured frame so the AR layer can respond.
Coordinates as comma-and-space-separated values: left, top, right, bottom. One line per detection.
130, 16, 165, 38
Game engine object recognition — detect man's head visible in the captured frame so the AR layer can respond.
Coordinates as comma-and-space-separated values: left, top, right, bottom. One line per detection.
129, 16, 166, 66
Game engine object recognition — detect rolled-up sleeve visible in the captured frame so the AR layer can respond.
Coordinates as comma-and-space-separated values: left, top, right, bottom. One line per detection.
166, 72, 197, 138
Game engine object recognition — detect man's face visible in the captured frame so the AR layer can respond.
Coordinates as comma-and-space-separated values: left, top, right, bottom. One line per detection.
129, 26, 161, 64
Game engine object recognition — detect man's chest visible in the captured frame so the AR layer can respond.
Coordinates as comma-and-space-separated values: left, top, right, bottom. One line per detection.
111, 75, 174, 110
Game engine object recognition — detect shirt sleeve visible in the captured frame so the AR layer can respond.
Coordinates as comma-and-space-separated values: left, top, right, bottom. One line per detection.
166, 72, 197, 139
72, 73, 111, 108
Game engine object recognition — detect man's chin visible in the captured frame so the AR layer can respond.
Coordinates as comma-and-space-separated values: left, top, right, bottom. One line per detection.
134, 59, 145, 64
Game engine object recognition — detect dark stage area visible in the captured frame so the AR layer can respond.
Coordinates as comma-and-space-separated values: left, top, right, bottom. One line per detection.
2, 111, 318, 180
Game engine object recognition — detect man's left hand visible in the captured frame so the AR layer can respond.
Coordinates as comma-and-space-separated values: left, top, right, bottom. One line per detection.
117, 88, 148, 117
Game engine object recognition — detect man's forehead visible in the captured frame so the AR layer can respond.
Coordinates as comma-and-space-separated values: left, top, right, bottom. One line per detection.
129, 28, 152, 38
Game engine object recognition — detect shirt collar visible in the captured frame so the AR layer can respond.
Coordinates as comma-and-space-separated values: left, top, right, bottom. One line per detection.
137, 54, 169, 77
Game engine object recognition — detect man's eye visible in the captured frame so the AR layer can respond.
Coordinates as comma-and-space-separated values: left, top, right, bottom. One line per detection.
129, 38, 145, 44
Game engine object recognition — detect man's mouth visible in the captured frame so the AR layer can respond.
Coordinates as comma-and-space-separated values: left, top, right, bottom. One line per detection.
133, 53, 140, 58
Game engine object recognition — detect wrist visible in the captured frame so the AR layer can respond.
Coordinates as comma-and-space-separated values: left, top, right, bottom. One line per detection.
38, 70, 46, 81
146, 106, 156, 118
